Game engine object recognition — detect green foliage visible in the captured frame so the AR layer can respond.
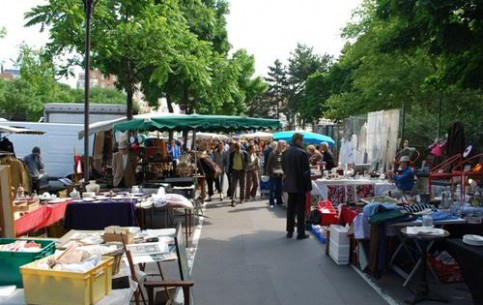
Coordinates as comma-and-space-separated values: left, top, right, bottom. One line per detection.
323, 0, 482, 148
25, 0, 257, 119
263, 59, 290, 118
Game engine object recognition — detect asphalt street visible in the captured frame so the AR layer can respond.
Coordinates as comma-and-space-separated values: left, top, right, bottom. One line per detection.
191, 197, 390, 305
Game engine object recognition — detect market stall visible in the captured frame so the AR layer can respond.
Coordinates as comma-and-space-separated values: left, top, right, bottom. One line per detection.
111, 114, 281, 183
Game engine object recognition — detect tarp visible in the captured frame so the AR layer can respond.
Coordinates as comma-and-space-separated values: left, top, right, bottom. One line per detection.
78, 113, 163, 139
113, 114, 282, 133
239, 131, 274, 140
0, 125, 45, 135
273, 130, 335, 146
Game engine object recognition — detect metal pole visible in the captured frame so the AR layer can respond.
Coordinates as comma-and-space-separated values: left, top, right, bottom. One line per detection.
83, 0, 94, 182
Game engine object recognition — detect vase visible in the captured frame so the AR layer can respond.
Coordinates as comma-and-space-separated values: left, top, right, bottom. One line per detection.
86, 180, 100, 194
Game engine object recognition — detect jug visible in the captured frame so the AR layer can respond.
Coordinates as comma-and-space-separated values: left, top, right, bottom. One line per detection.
131, 185, 140, 194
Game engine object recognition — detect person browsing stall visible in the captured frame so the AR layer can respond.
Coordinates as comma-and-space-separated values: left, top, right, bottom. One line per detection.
282, 133, 312, 240
112, 140, 137, 188
387, 155, 415, 198
319, 142, 336, 170
23, 146, 45, 192
167, 138, 181, 161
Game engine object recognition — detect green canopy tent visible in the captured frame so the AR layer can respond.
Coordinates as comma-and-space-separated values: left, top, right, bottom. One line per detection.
112, 114, 282, 133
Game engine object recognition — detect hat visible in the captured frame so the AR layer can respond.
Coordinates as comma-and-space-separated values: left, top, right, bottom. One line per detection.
399, 155, 410, 162
118, 141, 129, 149
32, 146, 41, 154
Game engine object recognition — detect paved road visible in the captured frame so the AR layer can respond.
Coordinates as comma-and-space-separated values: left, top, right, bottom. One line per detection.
191, 198, 390, 305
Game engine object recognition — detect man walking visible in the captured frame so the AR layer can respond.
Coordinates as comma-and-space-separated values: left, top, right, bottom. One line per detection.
282, 133, 312, 240
228, 142, 248, 207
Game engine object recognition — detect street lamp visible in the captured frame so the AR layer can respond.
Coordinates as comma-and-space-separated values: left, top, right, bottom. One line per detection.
83, 0, 95, 182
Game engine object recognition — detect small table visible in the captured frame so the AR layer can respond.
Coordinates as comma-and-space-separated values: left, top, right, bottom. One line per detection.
400, 227, 450, 305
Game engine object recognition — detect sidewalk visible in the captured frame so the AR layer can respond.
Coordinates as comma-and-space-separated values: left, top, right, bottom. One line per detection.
190, 198, 390, 305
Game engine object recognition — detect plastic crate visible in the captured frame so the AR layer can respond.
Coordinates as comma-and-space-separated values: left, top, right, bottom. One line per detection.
427, 255, 464, 283
317, 200, 339, 225
329, 225, 349, 245
0, 238, 55, 288
20, 256, 113, 305
310, 225, 327, 244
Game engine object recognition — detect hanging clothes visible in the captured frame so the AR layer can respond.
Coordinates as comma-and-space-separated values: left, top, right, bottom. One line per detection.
446, 121, 465, 156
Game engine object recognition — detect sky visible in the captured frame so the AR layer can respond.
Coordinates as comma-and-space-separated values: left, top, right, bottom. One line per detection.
0, 0, 363, 78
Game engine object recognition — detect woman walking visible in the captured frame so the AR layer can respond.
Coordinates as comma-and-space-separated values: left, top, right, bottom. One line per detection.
245, 144, 260, 201
265, 140, 286, 208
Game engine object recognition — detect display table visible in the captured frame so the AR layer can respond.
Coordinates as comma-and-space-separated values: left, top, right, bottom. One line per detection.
389, 218, 466, 287
444, 238, 483, 305
64, 200, 137, 230
311, 178, 395, 205
14, 200, 71, 236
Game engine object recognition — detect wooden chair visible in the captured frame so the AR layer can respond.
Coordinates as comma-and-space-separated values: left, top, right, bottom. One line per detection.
144, 222, 194, 305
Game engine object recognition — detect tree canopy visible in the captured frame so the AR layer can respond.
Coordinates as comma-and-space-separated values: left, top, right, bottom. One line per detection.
25, 0, 265, 119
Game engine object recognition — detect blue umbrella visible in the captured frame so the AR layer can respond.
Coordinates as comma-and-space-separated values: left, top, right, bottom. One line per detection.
273, 130, 335, 146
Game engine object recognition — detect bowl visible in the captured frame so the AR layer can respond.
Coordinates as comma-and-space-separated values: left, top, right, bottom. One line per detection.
82, 192, 95, 199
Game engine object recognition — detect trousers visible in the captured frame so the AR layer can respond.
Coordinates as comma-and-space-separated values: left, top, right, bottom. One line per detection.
286, 192, 306, 236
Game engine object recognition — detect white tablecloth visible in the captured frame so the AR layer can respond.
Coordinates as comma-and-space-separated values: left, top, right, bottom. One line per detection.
311, 179, 396, 204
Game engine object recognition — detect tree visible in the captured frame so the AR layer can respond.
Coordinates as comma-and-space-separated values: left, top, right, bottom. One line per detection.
264, 59, 290, 119
286, 44, 332, 128
323, 0, 482, 148
374, 0, 482, 89
26, 0, 205, 119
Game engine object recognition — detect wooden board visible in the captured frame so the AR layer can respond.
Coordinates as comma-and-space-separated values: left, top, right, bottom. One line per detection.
0, 165, 15, 237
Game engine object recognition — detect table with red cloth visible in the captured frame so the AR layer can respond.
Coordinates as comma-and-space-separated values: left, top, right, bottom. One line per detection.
64, 200, 137, 231
338, 204, 361, 226
14, 200, 71, 236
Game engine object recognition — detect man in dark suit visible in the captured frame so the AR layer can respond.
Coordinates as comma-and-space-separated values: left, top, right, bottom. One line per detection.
282, 133, 312, 240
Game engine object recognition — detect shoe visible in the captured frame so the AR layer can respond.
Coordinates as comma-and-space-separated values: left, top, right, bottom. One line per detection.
231, 200, 236, 207
206, 197, 212, 202
269, 205, 274, 209
286, 232, 293, 239
296, 234, 310, 240
220, 194, 224, 201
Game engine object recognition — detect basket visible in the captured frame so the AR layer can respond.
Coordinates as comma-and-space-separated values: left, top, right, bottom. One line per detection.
0, 238, 55, 287
317, 200, 339, 226
21, 256, 113, 305
427, 254, 464, 283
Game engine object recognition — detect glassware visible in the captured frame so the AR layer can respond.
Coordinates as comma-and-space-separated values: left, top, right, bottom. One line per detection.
422, 214, 433, 227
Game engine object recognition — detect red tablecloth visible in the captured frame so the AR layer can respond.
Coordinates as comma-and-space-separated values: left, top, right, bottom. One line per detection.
338, 204, 361, 226
14, 200, 71, 236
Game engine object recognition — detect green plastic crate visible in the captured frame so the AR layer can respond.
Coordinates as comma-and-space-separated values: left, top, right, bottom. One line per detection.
0, 238, 55, 288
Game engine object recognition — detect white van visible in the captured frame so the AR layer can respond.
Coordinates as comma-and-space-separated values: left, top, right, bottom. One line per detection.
0, 121, 94, 178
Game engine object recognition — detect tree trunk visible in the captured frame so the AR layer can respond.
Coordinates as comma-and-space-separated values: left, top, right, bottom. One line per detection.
166, 94, 174, 113
127, 86, 133, 120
